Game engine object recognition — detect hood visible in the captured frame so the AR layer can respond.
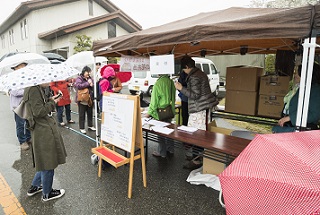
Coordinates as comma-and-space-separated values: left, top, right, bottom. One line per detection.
101, 65, 115, 79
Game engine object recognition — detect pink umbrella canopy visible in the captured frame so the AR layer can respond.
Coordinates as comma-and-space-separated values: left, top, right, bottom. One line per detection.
219, 131, 320, 215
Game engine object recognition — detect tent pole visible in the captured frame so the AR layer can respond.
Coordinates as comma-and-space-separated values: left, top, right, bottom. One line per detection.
93, 56, 100, 147
296, 36, 318, 131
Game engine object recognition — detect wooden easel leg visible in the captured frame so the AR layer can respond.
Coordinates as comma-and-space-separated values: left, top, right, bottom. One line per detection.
140, 144, 147, 187
128, 159, 134, 198
98, 157, 102, 178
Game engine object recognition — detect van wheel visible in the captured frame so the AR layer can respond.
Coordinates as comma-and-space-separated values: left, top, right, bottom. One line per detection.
147, 86, 153, 96
129, 90, 137, 95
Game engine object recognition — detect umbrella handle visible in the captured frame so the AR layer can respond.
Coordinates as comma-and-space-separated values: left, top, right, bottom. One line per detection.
219, 189, 225, 208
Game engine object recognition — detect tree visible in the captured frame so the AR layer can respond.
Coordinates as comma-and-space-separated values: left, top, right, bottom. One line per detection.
250, 0, 319, 8
265, 54, 276, 74
73, 35, 92, 54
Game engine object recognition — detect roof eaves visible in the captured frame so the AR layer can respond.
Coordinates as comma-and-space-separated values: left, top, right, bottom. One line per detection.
38, 10, 142, 40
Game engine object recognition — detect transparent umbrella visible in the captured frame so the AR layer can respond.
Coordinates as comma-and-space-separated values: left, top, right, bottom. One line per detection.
0, 52, 50, 75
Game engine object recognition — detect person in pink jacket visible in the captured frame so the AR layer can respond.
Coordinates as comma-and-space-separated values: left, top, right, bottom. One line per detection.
98, 66, 115, 110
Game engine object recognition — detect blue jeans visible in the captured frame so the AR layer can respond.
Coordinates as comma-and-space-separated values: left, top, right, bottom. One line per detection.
56, 104, 71, 123
31, 170, 54, 196
14, 113, 31, 144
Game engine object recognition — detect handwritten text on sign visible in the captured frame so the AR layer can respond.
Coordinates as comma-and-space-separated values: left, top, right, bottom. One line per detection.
101, 95, 134, 152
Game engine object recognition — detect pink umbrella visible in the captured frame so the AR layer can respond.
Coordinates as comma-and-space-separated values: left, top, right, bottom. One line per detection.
219, 131, 320, 215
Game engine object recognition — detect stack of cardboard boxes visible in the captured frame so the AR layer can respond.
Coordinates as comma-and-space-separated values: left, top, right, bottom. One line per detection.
257, 75, 290, 118
225, 66, 264, 116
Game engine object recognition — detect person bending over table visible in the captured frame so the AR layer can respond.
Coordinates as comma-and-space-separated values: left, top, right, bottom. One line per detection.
175, 55, 218, 170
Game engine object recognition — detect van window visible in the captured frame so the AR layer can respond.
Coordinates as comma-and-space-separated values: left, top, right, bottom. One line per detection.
195, 63, 201, 70
210, 64, 218, 74
132, 71, 147, 78
151, 74, 158, 78
202, 63, 210, 75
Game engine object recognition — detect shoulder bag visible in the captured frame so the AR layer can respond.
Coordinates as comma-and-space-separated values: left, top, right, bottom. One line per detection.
157, 78, 175, 121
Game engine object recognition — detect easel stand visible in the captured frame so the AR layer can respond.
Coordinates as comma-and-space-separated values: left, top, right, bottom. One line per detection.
91, 92, 147, 198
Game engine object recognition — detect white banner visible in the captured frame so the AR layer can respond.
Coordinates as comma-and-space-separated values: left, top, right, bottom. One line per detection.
119, 55, 150, 72
150, 54, 174, 75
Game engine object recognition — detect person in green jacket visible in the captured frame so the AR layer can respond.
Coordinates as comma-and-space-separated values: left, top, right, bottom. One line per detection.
24, 84, 67, 202
272, 63, 320, 133
146, 74, 175, 158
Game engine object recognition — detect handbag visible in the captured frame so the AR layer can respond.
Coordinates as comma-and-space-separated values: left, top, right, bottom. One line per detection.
157, 104, 174, 121
77, 88, 91, 103
157, 78, 175, 121
13, 100, 28, 119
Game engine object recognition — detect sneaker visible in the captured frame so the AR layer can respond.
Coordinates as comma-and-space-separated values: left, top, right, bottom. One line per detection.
42, 189, 65, 202
80, 129, 86, 134
152, 151, 166, 158
59, 122, 66, 126
183, 160, 202, 170
27, 185, 43, 197
20, 142, 30, 151
68, 120, 75, 124
88, 126, 96, 131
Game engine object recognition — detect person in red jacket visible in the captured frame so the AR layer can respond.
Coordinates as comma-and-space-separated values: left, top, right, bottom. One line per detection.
50, 80, 75, 126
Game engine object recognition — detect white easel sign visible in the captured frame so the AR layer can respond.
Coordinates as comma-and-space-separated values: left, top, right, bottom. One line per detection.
150, 54, 174, 75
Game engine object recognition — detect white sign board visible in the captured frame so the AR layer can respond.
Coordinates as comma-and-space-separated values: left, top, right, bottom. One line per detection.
119, 55, 150, 72
150, 54, 174, 75
101, 95, 134, 152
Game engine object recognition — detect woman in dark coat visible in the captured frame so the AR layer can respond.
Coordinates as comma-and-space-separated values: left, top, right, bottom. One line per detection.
24, 84, 67, 202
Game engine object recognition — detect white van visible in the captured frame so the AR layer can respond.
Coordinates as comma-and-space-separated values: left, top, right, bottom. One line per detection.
128, 57, 220, 96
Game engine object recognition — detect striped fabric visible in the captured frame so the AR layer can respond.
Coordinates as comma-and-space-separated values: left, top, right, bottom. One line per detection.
219, 130, 320, 215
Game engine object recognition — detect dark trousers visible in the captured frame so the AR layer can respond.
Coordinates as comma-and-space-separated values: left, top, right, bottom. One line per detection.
181, 101, 189, 126
78, 103, 93, 129
56, 104, 71, 123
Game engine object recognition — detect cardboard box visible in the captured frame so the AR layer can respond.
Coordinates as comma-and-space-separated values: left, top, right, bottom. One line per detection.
226, 66, 264, 92
259, 75, 290, 96
225, 90, 258, 116
258, 95, 284, 118
203, 149, 226, 175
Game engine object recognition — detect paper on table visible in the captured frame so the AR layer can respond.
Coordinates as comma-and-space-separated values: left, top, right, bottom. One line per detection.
151, 126, 174, 135
147, 119, 170, 127
178, 125, 198, 132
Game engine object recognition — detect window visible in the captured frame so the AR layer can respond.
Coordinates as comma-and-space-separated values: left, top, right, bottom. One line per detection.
20, 19, 28, 39
210, 64, 218, 74
1, 35, 5, 49
202, 63, 210, 75
88, 0, 93, 16
108, 21, 116, 38
9, 29, 14, 45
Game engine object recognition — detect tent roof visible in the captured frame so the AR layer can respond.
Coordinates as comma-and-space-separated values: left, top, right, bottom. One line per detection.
93, 5, 319, 58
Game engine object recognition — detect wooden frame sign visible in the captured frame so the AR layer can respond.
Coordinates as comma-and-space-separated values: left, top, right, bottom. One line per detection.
91, 92, 147, 198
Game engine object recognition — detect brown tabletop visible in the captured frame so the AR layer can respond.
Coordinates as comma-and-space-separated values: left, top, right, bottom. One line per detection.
143, 124, 251, 158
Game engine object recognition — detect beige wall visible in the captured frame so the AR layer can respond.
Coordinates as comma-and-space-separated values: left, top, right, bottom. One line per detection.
207, 54, 265, 77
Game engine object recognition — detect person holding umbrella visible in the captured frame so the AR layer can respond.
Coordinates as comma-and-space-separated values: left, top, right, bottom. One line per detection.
8, 61, 31, 151
23, 83, 67, 202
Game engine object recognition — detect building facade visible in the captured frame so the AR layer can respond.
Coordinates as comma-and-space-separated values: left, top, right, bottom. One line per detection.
0, 0, 142, 58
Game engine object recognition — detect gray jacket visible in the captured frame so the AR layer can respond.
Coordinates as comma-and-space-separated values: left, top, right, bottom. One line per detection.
180, 67, 218, 114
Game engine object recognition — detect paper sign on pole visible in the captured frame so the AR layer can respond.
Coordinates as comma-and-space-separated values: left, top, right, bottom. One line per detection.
150, 54, 174, 75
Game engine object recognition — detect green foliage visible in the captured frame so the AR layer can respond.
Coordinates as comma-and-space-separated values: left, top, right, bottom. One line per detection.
73, 35, 93, 54
265, 54, 275, 74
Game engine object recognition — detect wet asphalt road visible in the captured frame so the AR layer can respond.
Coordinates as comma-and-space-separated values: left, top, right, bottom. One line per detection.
0, 88, 226, 215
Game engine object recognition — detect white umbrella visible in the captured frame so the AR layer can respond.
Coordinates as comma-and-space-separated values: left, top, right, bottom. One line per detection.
0, 52, 50, 75
65, 51, 95, 71
0, 63, 78, 92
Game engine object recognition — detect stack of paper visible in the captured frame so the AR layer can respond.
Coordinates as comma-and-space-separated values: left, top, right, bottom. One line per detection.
178, 125, 198, 132
151, 126, 174, 135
